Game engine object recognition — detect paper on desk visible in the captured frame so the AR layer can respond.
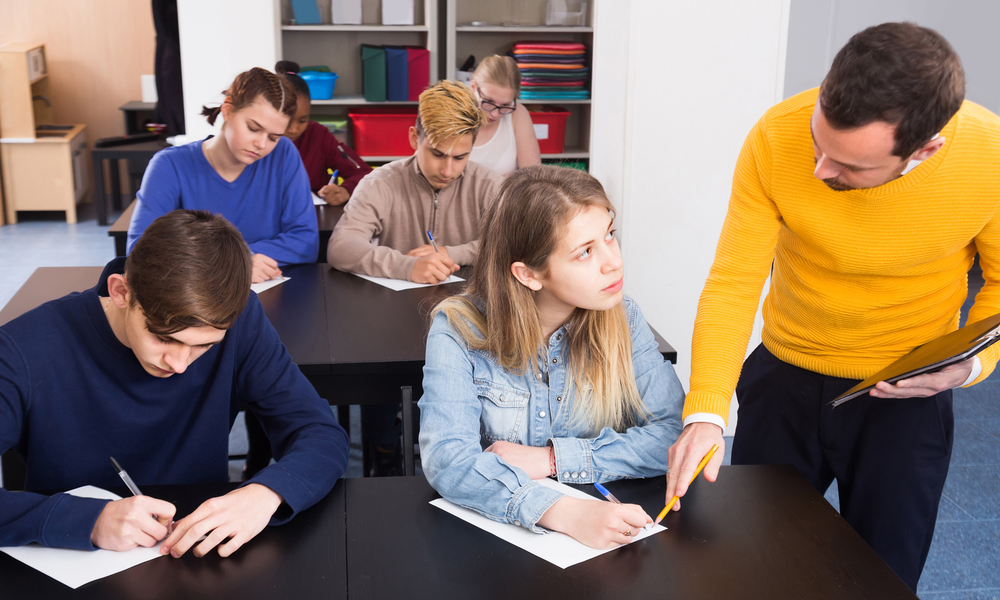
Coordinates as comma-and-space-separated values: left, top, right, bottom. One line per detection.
352, 273, 464, 291
251, 276, 289, 295
430, 478, 665, 569
312, 191, 327, 205
0, 486, 164, 589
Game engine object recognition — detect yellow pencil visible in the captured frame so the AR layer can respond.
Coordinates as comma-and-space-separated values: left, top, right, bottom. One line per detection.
655, 444, 719, 525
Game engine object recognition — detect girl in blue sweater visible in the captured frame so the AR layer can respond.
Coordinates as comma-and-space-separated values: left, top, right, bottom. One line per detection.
127, 67, 318, 283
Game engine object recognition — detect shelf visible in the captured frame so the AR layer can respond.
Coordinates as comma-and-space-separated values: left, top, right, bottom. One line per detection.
456, 26, 592, 33
312, 95, 418, 106
541, 147, 589, 159
283, 25, 429, 32
521, 99, 590, 104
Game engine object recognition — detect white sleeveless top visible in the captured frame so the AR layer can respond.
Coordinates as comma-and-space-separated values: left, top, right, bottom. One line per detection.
469, 113, 518, 176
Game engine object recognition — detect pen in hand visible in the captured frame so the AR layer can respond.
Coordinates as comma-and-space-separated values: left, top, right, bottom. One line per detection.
426, 230, 440, 254
594, 483, 653, 530
110, 456, 143, 497
327, 168, 340, 186
655, 443, 719, 525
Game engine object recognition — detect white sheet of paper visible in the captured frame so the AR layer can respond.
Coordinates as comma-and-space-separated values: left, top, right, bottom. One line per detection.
352, 273, 464, 291
251, 276, 289, 295
430, 478, 665, 569
312, 191, 327, 205
0, 486, 164, 589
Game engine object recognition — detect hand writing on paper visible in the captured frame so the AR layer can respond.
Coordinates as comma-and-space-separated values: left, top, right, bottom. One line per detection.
406, 244, 451, 259
537, 496, 652, 549
160, 483, 283, 558
251, 254, 282, 284
484, 441, 551, 479
869, 357, 976, 399
411, 253, 458, 284
664, 422, 725, 512
91, 496, 177, 551
318, 183, 350, 206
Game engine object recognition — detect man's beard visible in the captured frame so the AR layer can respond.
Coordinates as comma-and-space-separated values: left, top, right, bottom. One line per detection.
822, 177, 855, 192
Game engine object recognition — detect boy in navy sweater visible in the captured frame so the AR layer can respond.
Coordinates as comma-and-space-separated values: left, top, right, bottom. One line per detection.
0, 210, 348, 558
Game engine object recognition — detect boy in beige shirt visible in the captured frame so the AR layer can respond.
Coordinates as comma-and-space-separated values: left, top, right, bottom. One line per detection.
328, 80, 504, 283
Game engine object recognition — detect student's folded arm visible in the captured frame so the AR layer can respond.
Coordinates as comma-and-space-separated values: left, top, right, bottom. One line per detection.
246, 148, 319, 266
126, 152, 183, 254
966, 207, 1000, 385
0, 332, 110, 549
686, 117, 782, 424
418, 315, 563, 533
550, 300, 684, 483
326, 180, 417, 279
232, 297, 349, 523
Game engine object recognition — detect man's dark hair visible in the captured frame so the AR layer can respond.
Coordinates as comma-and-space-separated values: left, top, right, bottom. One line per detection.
125, 210, 252, 334
820, 22, 965, 158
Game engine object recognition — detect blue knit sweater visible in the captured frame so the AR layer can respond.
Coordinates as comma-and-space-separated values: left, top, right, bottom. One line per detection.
0, 259, 347, 550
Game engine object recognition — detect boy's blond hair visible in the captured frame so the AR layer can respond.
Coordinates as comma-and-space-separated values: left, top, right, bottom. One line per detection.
416, 80, 485, 147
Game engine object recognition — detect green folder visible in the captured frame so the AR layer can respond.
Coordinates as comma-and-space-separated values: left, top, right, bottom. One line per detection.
361, 45, 387, 102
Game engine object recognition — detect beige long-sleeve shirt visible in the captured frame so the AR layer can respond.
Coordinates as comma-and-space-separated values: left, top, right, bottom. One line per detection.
327, 155, 503, 280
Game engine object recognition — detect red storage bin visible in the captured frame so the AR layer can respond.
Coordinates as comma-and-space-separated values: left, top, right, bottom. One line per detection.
348, 107, 419, 157
528, 106, 571, 154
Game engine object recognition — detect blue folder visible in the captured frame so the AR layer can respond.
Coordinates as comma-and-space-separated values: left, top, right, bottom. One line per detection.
385, 47, 409, 102
290, 0, 322, 25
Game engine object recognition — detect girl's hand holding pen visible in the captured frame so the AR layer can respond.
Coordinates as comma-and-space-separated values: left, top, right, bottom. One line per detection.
537, 496, 652, 549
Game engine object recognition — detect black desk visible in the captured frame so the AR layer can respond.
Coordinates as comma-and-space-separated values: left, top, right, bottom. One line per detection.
109, 200, 345, 262
0, 481, 347, 600
92, 140, 169, 226
345, 467, 916, 600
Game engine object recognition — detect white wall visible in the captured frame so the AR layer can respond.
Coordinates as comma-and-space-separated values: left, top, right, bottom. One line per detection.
592, 0, 790, 434
783, 0, 1000, 110
177, 0, 281, 140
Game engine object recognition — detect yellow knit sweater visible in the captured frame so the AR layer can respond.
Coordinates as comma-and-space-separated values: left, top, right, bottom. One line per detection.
685, 88, 1000, 422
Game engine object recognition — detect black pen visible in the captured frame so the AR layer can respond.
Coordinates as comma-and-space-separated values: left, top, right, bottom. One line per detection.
109, 456, 143, 497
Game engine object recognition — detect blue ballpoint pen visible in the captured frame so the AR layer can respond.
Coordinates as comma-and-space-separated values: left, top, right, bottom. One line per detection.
426, 230, 440, 253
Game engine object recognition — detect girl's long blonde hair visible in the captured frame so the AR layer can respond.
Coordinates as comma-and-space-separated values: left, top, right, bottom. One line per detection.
434, 165, 645, 433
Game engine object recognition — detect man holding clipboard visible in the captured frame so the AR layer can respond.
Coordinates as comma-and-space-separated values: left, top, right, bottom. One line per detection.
666, 23, 1000, 591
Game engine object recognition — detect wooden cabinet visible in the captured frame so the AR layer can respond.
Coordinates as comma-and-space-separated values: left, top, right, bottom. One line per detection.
0, 42, 91, 224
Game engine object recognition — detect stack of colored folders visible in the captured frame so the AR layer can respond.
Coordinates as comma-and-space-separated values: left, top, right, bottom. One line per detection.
509, 42, 590, 100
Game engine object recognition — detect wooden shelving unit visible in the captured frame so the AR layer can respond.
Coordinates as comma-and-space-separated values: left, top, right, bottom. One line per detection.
444, 0, 594, 164
275, 0, 436, 162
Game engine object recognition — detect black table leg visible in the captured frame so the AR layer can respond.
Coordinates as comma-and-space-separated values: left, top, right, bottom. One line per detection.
93, 154, 107, 226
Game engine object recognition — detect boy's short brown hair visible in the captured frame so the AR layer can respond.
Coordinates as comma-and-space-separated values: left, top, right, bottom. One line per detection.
820, 22, 965, 158
125, 210, 252, 334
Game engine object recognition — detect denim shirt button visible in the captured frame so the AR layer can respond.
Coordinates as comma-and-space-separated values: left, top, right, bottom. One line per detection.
514, 520, 521, 527
551, 358, 558, 364
580, 471, 587, 478
563, 471, 571, 479
538, 411, 546, 418
571, 472, 578, 478
556, 396, 562, 402
556, 333, 563, 340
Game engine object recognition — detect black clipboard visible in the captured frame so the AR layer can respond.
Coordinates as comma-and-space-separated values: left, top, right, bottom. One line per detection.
831, 311, 1000, 407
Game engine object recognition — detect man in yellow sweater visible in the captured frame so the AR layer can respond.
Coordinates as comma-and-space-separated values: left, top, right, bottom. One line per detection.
666, 23, 1000, 590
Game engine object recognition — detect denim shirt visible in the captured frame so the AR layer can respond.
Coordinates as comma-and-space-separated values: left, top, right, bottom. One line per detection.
419, 296, 685, 533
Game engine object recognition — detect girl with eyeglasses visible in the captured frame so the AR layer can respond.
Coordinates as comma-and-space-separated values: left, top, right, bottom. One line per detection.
468, 55, 542, 176
419, 165, 684, 549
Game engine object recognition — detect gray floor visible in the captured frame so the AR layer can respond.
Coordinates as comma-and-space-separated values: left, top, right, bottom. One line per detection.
0, 206, 996, 597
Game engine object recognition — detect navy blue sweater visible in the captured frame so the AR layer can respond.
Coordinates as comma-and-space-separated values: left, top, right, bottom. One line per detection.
0, 259, 348, 550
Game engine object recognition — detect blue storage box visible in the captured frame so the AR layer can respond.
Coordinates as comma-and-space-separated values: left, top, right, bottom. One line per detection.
300, 71, 338, 100
385, 47, 409, 101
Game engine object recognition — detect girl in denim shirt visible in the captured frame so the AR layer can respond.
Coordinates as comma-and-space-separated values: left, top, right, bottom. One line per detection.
419, 165, 685, 549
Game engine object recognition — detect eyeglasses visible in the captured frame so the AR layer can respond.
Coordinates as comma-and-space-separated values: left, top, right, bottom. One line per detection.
476, 89, 516, 115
